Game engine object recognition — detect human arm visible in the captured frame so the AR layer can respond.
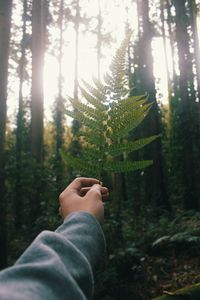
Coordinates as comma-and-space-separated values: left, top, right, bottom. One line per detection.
0, 178, 109, 300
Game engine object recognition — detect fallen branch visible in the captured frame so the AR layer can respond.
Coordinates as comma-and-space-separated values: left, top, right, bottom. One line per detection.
153, 283, 200, 299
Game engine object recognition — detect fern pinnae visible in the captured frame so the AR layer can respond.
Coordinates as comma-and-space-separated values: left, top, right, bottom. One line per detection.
71, 100, 104, 122
103, 160, 153, 173
63, 33, 157, 179
92, 76, 106, 94
79, 130, 104, 147
109, 95, 147, 113
79, 86, 107, 111
107, 135, 159, 157
81, 80, 106, 104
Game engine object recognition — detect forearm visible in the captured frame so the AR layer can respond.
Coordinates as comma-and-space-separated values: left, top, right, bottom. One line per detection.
0, 212, 105, 300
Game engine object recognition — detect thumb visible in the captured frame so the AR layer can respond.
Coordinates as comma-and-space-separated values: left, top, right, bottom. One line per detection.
87, 184, 102, 200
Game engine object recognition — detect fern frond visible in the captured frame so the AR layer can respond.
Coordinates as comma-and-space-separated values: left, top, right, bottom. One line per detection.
82, 80, 107, 104
109, 31, 132, 73
107, 104, 152, 140
109, 95, 147, 113
65, 109, 103, 133
109, 102, 151, 126
82, 146, 102, 162
104, 32, 131, 98
92, 76, 106, 94
79, 86, 108, 111
63, 33, 155, 178
107, 135, 159, 157
61, 150, 99, 178
103, 160, 153, 173
68, 98, 106, 122
78, 130, 104, 147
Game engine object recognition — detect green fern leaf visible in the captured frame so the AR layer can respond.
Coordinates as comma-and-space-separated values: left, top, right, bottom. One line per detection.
61, 150, 99, 177
78, 130, 104, 147
92, 76, 106, 94
103, 160, 153, 173
65, 109, 103, 133
107, 105, 152, 141
79, 86, 108, 111
104, 32, 131, 96
107, 135, 159, 156
109, 95, 147, 115
63, 33, 155, 178
82, 147, 102, 162
81, 80, 107, 104
68, 98, 106, 122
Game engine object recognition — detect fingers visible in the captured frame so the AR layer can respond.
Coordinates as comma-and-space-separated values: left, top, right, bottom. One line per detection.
86, 184, 102, 200
68, 177, 101, 192
80, 186, 109, 198
59, 178, 108, 223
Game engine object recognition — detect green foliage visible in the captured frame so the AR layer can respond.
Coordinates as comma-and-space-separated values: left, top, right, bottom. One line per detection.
62, 34, 158, 178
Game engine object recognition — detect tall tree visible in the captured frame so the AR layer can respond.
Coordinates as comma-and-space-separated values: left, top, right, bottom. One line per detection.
0, 0, 12, 269
71, 0, 81, 147
93, 0, 113, 80
15, 0, 29, 230
172, 0, 200, 209
133, 0, 169, 209
96, 0, 102, 80
160, 0, 170, 96
54, 0, 65, 193
188, 0, 200, 101
31, 0, 47, 163
68, 0, 91, 163
73, 0, 80, 101
30, 0, 49, 222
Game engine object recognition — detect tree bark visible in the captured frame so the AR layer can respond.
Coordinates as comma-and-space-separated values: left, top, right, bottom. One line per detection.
31, 0, 46, 163
30, 0, 47, 221
97, 0, 102, 80
188, 0, 200, 101
55, 0, 64, 193
74, 0, 79, 101
15, 0, 27, 231
173, 0, 199, 209
136, 0, 170, 209
0, 0, 12, 269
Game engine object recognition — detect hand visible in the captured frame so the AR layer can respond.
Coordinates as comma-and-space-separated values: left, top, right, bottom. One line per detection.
59, 177, 109, 223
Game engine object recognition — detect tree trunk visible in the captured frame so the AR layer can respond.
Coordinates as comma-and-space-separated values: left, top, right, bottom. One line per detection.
127, 31, 142, 211
136, 0, 170, 209
0, 0, 12, 269
31, 0, 46, 163
74, 0, 79, 101
55, 0, 64, 193
69, 0, 81, 170
30, 0, 47, 221
15, 0, 27, 231
97, 0, 102, 80
188, 0, 200, 101
160, 0, 170, 95
173, 0, 199, 209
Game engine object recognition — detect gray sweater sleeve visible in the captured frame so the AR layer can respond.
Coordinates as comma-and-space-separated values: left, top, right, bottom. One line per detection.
0, 212, 105, 300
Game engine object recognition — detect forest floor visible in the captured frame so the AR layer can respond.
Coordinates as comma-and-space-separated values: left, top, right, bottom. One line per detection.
129, 210, 200, 299
145, 249, 200, 298
108, 247, 200, 300
95, 209, 200, 300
